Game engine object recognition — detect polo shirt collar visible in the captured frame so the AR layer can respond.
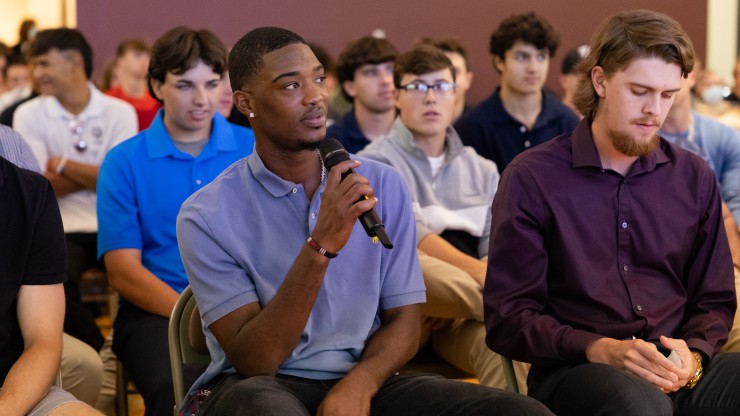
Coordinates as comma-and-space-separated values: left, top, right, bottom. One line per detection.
488, 87, 565, 126
571, 118, 670, 173
247, 151, 319, 198
145, 110, 240, 158
43, 82, 105, 120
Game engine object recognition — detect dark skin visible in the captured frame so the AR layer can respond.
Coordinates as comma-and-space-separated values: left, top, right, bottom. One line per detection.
209, 43, 421, 416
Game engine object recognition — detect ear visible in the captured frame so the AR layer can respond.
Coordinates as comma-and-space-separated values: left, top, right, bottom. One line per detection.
233, 89, 255, 117
394, 89, 401, 108
342, 80, 357, 98
592, 66, 607, 98
686, 70, 697, 90
493, 55, 504, 74
150, 78, 164, 101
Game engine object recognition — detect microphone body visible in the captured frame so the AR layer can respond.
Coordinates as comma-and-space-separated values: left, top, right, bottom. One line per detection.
319, 138, 393, 249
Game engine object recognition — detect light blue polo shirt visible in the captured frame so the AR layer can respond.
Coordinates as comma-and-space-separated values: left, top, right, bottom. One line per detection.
177, 152, 425, 400
97, 110, 255, 293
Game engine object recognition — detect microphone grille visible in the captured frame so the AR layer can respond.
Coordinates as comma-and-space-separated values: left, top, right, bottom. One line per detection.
319, 138, 350, 170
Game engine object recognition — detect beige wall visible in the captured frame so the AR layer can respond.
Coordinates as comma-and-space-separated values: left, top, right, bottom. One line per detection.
0, 0, 76, 45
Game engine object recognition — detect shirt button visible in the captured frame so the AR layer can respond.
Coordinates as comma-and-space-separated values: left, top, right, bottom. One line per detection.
524, 140, 531, 148
311, 212, 316, 219
621, 221, 628, 229
519, 125, 527, 133
195, 179, 202, 185
636, 304, 643, 311
623, 265, 629, 272
292, 188, 297, 193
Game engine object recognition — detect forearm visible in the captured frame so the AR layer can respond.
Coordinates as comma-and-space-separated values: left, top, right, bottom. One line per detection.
60, 160, 100, 190
0, 341, 60, 416
106, 254, 179, 317
216, 245, 330, 376
44, 171, 83, 197
418, 233, 485, 286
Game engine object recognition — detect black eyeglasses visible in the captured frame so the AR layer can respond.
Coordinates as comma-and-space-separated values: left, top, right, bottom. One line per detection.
397, 81, 456, 97
69, 118, 87, 152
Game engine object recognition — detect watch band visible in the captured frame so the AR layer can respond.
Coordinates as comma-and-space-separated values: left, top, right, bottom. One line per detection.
684, 350, 704, 389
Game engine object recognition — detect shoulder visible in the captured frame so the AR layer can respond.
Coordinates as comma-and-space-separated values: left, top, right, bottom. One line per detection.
13, 95, 46, 118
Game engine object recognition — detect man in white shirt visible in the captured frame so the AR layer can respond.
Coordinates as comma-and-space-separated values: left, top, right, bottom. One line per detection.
14, 28, 137, 354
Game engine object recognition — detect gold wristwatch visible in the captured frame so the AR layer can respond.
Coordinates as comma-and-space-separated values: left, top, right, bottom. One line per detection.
684, 350, 704, 389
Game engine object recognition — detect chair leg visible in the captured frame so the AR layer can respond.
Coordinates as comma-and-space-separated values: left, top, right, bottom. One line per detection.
115, 360, 129, 416
501, 356, 520, 394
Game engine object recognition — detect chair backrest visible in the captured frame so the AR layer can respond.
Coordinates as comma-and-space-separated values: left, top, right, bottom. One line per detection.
169, 286, 211, 409
501, 356, 520, 394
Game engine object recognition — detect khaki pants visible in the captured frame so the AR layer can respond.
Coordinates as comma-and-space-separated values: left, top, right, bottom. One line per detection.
418, 251, 529, 392
61, 333, 104, 405
722, 266, 740, 352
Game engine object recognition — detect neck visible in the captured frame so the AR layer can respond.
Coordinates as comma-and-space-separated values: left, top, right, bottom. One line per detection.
118, 73, 148, 98
354, 105, 395, 141
255, 141, 323, 199
58, 82, 91, 115
590, 115, 637, 176
500, 86, 542, 129
661, 100, 692, 134
413, 130, 447, 157
164, 117, 212, 144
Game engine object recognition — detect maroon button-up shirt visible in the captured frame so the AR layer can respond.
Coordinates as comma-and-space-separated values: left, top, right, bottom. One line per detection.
485, 119, 736, 366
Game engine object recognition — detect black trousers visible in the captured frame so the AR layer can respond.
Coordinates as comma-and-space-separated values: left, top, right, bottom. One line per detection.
528, 352, 740, 416
200, 372, 553, 416
113, 299, 204, 416
64, 232, 104, 351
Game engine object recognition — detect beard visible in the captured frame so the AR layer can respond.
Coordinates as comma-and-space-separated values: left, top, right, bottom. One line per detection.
608, 128, 660, 157
298, 138, 322, 150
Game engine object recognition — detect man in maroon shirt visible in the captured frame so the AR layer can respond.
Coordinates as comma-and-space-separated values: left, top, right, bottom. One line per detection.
486, 9, 740, 416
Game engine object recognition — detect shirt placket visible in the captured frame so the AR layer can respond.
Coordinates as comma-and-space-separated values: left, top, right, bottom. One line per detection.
616, 178, 646, 322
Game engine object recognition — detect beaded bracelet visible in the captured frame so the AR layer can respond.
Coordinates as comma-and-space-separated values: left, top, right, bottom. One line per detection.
306, 236, 338, 258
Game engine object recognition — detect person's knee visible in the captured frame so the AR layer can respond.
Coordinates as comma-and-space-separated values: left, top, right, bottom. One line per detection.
604, 383, 672, 416
215, 376, 308, 414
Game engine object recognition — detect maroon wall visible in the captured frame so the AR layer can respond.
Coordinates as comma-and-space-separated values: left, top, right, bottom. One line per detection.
77, 0, 707, 105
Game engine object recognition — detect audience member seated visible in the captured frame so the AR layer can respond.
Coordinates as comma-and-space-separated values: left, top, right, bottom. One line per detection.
486, 10, 740, 415
97, 26, 255, 416
455, 12, 579, 173
416, 37, 474, 122
327, 36, 399, 153
0, 125, 103, 416
559, 45, 588, 117
1, 125, 104, 407
693, 68, 740, 130
176, 26, 553, 416
0, 55, 32, 113
105, 38, 162, 130
11, 18, 37, 58
359, 45, 528, 391
14, 28, 138, 355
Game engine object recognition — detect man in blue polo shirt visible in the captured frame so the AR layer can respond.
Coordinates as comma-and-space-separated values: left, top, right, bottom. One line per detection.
176, 26, 551, 416
455, 12, 578, 173
97, 27, 254, 416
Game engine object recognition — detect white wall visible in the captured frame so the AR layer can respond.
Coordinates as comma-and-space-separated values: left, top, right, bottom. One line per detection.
0, 0, 76, 45
707, 0, 738, 83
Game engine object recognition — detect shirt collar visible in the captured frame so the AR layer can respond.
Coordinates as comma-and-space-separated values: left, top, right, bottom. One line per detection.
488, 87, 562, 125
571, 118, 670, 174
145, 110, 240, 159
247, 151, 319, 198
389, 117, 465, 159
43, 82, 105, 120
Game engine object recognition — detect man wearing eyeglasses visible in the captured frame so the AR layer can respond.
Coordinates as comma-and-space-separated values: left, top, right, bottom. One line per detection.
359, 45, 524, 390
13, 29, 137, 354
455, 12, 578, 174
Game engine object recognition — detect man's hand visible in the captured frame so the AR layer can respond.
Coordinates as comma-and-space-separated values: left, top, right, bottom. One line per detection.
311, 159, 376, 254
317, 372, 373, 416
586, 336, 692, 392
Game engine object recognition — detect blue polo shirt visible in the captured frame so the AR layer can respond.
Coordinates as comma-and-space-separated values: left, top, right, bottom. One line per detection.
326, 107, 371, 154
454, 87, 579, 173
97, 110, 255, 293
177, 152, 425, 403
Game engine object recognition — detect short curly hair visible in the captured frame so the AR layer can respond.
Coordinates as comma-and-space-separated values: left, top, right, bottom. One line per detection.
489, 12, 559, 62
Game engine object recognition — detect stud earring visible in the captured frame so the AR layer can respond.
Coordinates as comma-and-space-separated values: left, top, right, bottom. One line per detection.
249, 112, 255, 118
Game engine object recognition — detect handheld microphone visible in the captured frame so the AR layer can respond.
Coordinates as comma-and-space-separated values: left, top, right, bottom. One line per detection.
318, 138, 393, 249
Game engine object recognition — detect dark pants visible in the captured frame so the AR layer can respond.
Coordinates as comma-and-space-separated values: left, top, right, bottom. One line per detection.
528, 352, 740, 416
64, 232, 104, 351
113, 299, 204, 416
200, 372, 552, 416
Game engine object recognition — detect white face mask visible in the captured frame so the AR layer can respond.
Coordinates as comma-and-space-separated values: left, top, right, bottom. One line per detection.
701, 85, 730, 104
